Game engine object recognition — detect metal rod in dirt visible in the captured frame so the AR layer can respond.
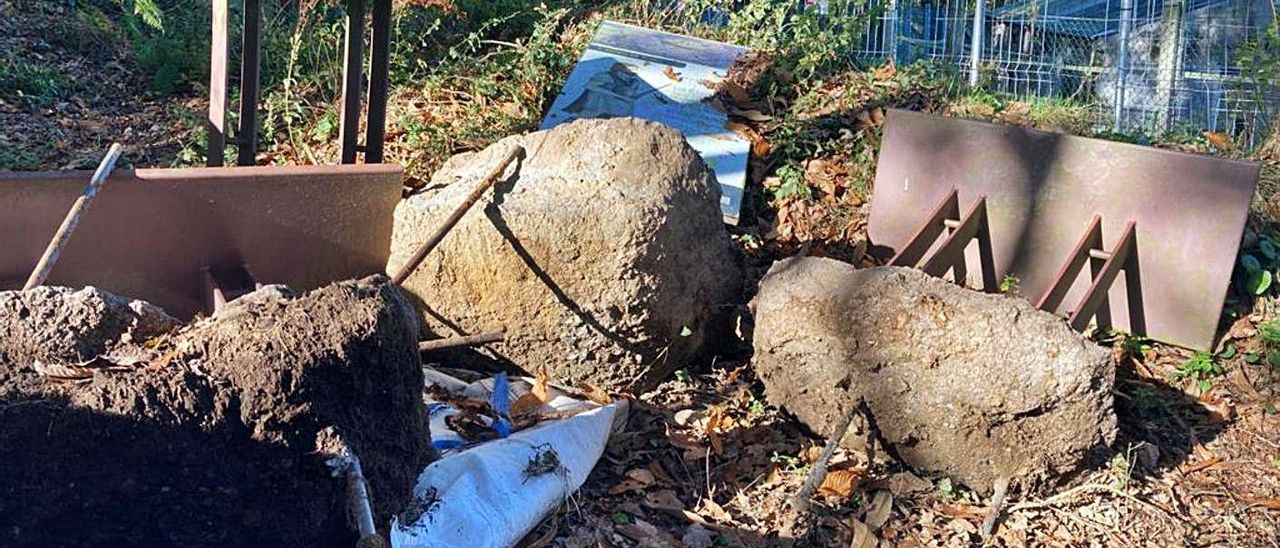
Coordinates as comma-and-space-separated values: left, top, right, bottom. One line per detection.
345, 452, 378, 542
23, 143, 124, 291
419, 331, 505, 352
789, 401, 861, 514
390, 145, 524, 285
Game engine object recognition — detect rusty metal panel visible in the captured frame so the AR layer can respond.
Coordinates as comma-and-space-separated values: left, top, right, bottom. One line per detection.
868, 109, 1259, 350
0, 165, 402, 318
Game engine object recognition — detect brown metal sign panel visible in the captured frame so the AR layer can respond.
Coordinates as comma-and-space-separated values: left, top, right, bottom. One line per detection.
0, 164, 402, 318
868, 109, 1259, 350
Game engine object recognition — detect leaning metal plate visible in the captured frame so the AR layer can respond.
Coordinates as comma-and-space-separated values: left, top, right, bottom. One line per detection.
0, 164, 402, 318
868, 109, 1259, 350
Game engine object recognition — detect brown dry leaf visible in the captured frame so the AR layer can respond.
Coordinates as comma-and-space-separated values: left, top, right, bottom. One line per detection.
532, 363, 551, 403
644, 489, 685, 513
870, 107, 885, 127
510, 392, 544, 418
577, 382, 612, 405
721, 80, 751, 105
698, 497, 733, 523
32, 360, 94, 381
664, 66, 683, 82
1245, 498, 1280, 511
647, 460, 677, 487
609, 468, 656, 495
863, 490, 893, 531
819, 468, 862, 499
705, 406, 734, 455
1203, 131, 1233, 150
847, 517, 878, 548
871, 60, 896, 81
854, 110, 873, 128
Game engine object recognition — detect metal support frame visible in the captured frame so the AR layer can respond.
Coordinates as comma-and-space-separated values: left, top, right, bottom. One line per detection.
201, 263, 262, 314
338, 0, 393, 164
208, 0, 391, 166
207, 0, 262, 167
890, 189, 998, 292
1035, 216, 1145, 333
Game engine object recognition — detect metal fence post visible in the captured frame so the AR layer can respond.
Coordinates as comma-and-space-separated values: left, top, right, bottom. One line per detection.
885, 0, 899, 63
1155, 0, 1186, 133
1114, 0, 1133, 129
968, 0, 985, 87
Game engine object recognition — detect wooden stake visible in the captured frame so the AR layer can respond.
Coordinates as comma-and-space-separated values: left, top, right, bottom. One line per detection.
419, 331, 505, 352
390, 145, 524, 285
24, 143, 124, 290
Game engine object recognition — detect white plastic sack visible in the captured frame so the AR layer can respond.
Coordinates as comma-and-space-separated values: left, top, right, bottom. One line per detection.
391, 372, 626, 548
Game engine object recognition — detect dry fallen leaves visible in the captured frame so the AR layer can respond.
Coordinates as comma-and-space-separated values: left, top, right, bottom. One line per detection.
819, 468, 862, 500
610, 468, 656, 495
1203, 131, 1233, 150
664, 66, 683, 82
532, 363, 551, 403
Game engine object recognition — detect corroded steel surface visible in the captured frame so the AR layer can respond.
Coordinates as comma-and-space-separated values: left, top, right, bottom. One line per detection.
868, 109, 1259, 350
1, 164, 402, 318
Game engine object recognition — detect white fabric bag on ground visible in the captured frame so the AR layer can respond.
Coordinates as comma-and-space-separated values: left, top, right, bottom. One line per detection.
391, 371, 626, 548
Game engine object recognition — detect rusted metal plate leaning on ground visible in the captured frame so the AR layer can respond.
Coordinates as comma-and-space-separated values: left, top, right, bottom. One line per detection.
0, 164, 402, 318
868, 109, 1259, 351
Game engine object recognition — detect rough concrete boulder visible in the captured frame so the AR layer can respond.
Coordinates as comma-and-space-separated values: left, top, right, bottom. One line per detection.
390, 118, 741, 390
751, 258, 1116, 493
0, 277, 431, 547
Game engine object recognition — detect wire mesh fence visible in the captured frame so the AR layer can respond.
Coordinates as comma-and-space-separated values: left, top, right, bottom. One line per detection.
811, 0, 1278, 146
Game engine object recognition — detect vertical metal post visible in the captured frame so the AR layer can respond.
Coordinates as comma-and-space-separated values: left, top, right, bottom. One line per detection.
1155, 0, 1185, 132
207, 0, 229, 167
338, 0, 367, 164
236, 0, 262, 166
968, 0, 985, 87
365, 0, 392, 164
884, 0, 899, 62
1114, 0, 1133, 129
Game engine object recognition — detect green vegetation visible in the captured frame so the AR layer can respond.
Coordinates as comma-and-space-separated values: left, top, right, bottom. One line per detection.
1176, 349, 1227, 393
0, 60, 71, 106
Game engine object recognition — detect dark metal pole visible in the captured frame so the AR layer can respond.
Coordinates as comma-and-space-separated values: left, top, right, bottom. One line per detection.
365, 0, 392, 164
207, 0, 230, 166
338, 0, 367, 164
236, 0, 263, 166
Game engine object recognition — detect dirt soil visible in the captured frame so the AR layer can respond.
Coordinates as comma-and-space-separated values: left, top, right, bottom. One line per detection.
0, 278, 431, 547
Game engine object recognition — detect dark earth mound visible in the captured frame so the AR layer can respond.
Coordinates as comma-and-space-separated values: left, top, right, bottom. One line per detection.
0, 277, 431, 547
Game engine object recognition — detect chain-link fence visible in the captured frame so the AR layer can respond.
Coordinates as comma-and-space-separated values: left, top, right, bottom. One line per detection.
820, 0, 1278, 146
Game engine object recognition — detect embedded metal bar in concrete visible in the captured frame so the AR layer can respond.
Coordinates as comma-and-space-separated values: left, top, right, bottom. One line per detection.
1, 164, 402, 318
868, 109, 1258, 350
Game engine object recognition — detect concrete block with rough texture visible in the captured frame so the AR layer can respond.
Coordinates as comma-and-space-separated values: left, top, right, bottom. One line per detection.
751, 258, 1116, 493
390, 118, 741, 390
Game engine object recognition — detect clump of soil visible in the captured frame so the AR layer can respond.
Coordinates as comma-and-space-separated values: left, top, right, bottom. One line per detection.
390, 118, 742, 391
0, 285, 178, 396
0, 277, 431, 547
751, 258, 1117, 495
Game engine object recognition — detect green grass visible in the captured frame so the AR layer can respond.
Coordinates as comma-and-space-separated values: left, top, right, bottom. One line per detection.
0, 60, 70, 106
